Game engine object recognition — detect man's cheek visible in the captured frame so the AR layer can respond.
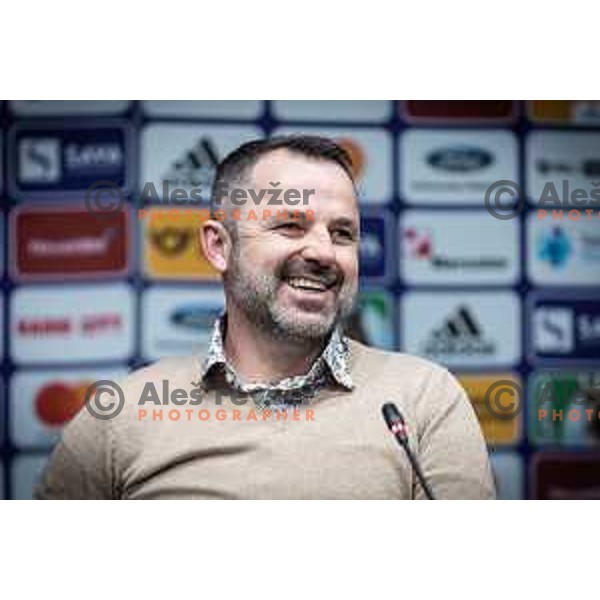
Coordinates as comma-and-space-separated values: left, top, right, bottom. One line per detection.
342, 258, 359, 283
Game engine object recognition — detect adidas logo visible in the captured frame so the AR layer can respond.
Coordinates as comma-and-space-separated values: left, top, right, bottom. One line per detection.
163, 137, 220, 188
422, 305, 496, 357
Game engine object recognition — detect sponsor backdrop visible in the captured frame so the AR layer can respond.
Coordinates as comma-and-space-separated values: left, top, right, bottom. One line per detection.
1, 100, 599, 499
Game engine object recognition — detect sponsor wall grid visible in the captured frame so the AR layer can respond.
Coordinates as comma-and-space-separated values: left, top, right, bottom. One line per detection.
1, 100, 600, 499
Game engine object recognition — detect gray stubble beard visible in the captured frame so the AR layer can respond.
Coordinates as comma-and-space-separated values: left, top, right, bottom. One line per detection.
224, 245, 357, 344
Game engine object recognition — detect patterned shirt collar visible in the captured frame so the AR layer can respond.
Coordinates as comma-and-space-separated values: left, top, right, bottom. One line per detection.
200, 315, 354, 393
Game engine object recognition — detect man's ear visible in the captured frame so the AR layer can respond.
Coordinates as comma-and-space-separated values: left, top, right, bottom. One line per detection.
199, 220, 232, 273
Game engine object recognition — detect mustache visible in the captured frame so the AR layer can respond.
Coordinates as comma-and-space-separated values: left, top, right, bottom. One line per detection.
277, 260, 342, 287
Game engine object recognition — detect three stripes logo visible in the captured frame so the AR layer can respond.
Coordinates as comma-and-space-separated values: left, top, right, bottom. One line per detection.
422, 305, 496, 357
162, 137, 220, 188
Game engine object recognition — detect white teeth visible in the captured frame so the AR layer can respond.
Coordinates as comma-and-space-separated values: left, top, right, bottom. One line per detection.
287, 277, 328, 291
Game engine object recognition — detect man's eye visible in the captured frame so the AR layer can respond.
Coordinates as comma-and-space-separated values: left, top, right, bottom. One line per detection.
276, 222, 304, 233
331, 229, 356, 243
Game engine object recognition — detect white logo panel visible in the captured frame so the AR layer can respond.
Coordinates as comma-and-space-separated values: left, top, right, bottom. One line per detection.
10, 283, 135, 365
400, 210, 519, 285
10, 366, 129, 449
401, 129, 518, 205
526, 214, 600, 286
526, 131, 600, 206
141, 124, 263, 201
401, 291, 521, 367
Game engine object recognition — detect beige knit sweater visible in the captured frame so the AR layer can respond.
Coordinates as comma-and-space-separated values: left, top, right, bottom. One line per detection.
35, 340, 495, 499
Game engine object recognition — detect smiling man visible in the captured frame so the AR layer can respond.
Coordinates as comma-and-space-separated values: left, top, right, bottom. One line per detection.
36, 135, 495, 500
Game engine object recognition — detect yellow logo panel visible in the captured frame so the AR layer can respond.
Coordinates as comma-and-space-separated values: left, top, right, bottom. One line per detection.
143, 209, 219, 281
457, 373, 522, 445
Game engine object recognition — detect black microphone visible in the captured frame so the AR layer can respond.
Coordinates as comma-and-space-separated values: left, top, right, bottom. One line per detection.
381, 403, 435, 500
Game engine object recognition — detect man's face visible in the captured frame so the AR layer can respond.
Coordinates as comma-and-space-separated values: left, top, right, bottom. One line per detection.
224, 149, 360, 342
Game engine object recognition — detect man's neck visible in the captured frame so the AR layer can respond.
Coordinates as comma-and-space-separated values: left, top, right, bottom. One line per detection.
223, 307, 326, 384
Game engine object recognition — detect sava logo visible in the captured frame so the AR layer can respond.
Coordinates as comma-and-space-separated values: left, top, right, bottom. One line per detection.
534, 307, 574, 354
531, 299, 600, 361
422, 306, 496, 357
427, 146, 494, 172
13, 125, 129, 193
18, 138, 61, 184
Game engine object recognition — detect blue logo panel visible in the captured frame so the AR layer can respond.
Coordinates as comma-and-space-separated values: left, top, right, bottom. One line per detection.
359, 214, 391, 282
530, 295, 600, 363
9, 123, 130, 195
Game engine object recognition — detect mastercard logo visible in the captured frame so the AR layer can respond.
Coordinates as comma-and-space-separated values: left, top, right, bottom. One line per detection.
336, 138, 366, 181
35, 381, 92, 426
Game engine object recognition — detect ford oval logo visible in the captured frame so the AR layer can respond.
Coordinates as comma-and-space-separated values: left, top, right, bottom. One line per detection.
427, 146, 494, 172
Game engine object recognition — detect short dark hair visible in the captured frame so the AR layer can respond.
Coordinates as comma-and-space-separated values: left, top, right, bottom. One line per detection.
210, 134, 356, 215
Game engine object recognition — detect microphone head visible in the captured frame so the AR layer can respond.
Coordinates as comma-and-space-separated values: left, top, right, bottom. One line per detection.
381, 402, 408, 440
382, 402, 403, 426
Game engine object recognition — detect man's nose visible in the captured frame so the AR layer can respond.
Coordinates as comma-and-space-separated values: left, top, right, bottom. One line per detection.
299, 226, 336, 266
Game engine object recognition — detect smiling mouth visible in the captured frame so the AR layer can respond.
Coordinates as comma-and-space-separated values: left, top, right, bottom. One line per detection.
284, 276, 335, 293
